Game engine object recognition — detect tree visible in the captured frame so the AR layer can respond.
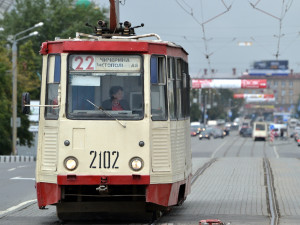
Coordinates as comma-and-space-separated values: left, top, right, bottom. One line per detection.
0, 0, 108, 154
0, 42, 13, 154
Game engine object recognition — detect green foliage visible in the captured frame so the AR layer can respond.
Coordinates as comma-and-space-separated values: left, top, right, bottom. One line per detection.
190, 88, 244, 123
190, 103, 202, 122
0, 43, 12, 154
0, 0, 108, 154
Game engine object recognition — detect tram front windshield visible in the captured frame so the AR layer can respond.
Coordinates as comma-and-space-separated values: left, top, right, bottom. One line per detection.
67, 55, 143, 120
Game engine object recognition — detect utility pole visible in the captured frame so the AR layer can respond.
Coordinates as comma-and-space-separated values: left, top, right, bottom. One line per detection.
10, 22, 43, 155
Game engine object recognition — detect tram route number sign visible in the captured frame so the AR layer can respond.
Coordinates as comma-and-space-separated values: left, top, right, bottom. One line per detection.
70, 55, 141, 72
90, 150, 119, 169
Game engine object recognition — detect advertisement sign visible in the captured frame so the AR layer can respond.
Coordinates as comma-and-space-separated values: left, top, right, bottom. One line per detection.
192, 79, 267, 89
233, 94, 274, 99
248, 60, 289, 76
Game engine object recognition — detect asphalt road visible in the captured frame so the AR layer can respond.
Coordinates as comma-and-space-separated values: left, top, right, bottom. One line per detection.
1, 131, 300, 224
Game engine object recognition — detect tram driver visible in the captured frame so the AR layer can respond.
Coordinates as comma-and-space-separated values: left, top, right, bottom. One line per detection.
102, 86, 129, 111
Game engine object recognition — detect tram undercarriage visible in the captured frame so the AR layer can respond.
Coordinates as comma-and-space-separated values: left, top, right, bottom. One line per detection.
56, 185, 168, 222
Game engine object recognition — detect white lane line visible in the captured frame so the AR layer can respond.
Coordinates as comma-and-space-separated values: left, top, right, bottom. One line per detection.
211, 139, 228, 158
8, 168, 16, 172
10, 177, 35, 181
273, 145, 279, 159
17, 165, 28, 168
0, 199, 37, 216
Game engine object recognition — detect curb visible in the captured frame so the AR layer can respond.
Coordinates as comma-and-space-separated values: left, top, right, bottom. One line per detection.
0, 155, 36, 163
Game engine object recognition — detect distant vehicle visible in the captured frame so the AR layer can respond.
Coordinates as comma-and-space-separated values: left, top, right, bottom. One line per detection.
252, 122, 268, 141
242, 127, 253, 137
239, 127, 248, 136
270, 123, 288, 138
224, 124, 230, 136
212, 128, 225, 139
190, 122, 204, 136
207, 120, 217, 126
190, 127, 199, 136
199, 130, 211, 140
297, 139, 300, 146
289, 118, 298, 128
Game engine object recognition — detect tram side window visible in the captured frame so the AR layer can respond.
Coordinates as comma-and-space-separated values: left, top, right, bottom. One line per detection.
45, 55, 61, 119
176, 58, 183, 119
182, 61, 190, 117
150, 56, 168, 121
167, 57, 176, 120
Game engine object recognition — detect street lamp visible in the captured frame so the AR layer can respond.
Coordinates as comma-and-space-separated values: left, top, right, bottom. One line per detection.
11, 22, 43, 156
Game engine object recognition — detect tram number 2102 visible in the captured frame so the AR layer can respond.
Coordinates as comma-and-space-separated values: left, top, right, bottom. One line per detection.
89, 151, 119, 169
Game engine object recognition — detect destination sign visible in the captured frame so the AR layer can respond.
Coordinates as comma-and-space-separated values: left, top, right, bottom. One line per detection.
70, 55, 141, 72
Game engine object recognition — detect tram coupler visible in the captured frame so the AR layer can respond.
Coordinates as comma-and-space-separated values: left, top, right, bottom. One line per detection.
96, 185, 108, 192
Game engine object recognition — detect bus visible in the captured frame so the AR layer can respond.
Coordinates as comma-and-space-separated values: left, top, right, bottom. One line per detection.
22, 18, 192, 221
252, 122, 268, 141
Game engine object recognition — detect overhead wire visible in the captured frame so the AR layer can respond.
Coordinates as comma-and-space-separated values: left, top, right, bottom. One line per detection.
249, 0, 294, 59
175, 0, 234, 77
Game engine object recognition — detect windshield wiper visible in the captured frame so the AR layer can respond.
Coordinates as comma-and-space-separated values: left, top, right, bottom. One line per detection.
86, 99, 126, 128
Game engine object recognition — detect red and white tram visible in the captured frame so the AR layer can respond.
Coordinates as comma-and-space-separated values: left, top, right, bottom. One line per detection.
23, 11, 192, 221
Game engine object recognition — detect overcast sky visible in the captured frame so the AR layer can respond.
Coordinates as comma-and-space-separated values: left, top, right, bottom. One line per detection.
99, 0, 300, 78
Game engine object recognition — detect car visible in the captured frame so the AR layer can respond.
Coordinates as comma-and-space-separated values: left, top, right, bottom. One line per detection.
239, 127, 248, 136
199, 130, 211, 140
297, 138, 300, 147
191, 127, 199, 136
242, 127, 253, 137
212, 128, 224, 139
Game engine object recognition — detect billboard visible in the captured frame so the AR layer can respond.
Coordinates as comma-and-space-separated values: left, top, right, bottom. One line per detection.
233, 94, 274, 99
192, 79, 267, 89
248, 60, 289, 76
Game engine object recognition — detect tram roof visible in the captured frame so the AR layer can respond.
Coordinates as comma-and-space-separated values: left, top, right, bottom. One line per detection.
40, 35, 188, 60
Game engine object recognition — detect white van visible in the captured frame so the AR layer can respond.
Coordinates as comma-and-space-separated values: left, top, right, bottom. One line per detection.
252, 122, 268, 141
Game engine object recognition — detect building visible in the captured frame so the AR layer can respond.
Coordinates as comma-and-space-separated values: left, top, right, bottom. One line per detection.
237, 73, 300, 116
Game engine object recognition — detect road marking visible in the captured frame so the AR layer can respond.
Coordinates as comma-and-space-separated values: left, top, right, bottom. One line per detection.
273, 146, 279, 158
10, 177, 35, 181
0, 199, 37, 216
17, 165, 28, 168
211, 139, 228, 158
8, 168, 16, 171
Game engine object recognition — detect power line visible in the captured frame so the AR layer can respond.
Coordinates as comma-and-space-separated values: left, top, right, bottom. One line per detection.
249, 0, 294, 59
175, 0, 234, 77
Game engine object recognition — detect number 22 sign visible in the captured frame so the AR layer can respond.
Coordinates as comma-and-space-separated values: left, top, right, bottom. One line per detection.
71, 55, 95, 71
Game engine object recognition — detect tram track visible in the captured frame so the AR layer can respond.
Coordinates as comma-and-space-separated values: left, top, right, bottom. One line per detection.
191, 158, 217, 185
236, 137, 247, 157
263, 158, 280, 225
222, 135, 240, 157
250, 140, 255, 157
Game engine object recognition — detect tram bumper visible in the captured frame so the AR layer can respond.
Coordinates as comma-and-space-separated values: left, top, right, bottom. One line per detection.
36, 174, 191, 208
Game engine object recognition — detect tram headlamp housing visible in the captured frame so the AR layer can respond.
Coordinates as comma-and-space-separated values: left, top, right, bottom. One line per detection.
64, 156, 78, 171
129, 157, 144, 171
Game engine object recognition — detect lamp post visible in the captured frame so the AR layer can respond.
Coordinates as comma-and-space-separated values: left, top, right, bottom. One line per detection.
11, 22, 43, 156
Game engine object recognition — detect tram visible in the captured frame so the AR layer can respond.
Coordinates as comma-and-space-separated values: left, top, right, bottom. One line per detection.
23, 3, 191, 221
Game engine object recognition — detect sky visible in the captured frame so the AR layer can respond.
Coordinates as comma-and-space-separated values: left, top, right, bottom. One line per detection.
98, 0, 300, 78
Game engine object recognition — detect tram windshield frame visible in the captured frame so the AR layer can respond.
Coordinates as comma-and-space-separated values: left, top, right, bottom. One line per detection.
66, 54, 144, 120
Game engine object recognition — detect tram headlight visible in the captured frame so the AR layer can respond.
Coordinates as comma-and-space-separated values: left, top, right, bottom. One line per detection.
129, 157, 144, 171
64, 156, 78, 171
